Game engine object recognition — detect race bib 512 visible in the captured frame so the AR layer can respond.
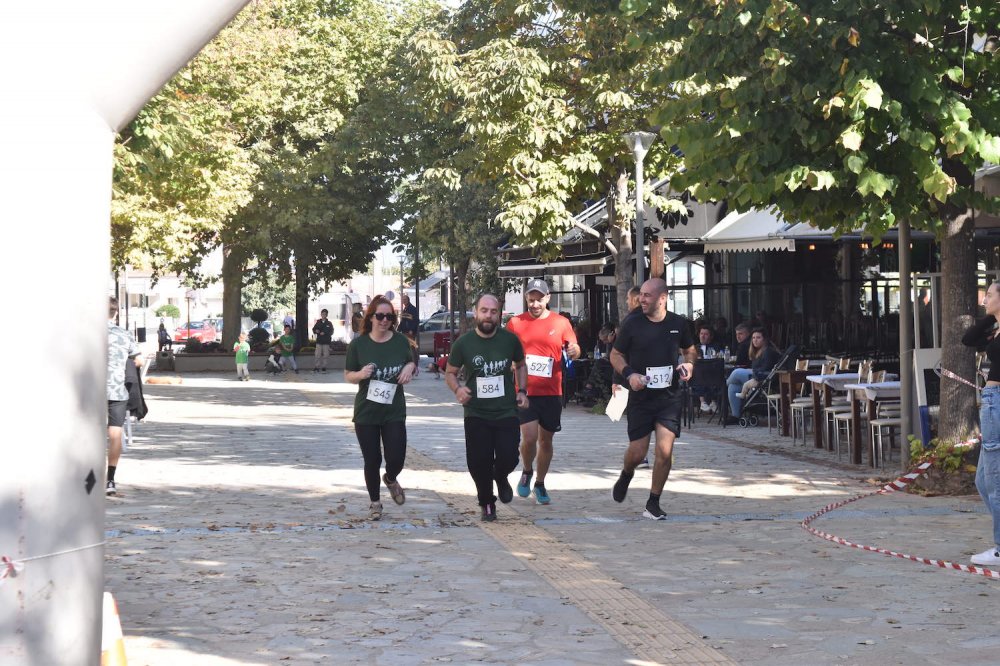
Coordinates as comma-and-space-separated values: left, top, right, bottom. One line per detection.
645, 365, 673, 389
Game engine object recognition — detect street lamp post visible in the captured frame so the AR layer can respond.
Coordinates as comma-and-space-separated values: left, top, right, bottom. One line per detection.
624, 131, 656, 287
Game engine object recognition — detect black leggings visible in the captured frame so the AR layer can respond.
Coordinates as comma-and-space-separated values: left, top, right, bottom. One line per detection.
463, 416, 520, 506
354, 422, 407, 502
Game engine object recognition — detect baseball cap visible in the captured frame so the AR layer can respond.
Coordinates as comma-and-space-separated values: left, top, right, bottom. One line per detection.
525, 278, 550, 295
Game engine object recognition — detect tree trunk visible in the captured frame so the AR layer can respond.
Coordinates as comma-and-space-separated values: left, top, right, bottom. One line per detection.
610, 169, 633, 323
937, 162, 979, 442
294, 255, 311, 351
221, 244, 243, 350
455, 258, 470, 334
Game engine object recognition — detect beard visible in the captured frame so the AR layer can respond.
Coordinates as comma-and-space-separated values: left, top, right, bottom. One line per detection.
476, 319, 496, 334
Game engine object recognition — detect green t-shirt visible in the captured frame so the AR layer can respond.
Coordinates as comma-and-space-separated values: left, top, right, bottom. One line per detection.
449, 328, 524, 420
279, 334, 295, 357
345, 332, 413, 424
233, 341, 250, 364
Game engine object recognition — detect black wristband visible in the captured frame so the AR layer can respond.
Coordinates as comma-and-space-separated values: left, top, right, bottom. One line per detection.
622, 366, 636, 380
517, 389, 527, 395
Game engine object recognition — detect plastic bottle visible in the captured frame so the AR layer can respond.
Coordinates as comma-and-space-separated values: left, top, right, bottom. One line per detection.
593, 344, 601, 360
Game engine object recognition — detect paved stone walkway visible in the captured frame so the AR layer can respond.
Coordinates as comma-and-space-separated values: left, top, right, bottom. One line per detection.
106, 369, 999, 665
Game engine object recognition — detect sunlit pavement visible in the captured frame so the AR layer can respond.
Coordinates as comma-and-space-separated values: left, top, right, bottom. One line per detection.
106, 368, 998, 665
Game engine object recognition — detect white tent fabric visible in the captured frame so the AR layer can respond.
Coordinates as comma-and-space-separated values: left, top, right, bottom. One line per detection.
700, 208, 796, 253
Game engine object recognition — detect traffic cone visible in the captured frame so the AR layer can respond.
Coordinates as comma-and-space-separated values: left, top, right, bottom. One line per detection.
101, 591, 128, 666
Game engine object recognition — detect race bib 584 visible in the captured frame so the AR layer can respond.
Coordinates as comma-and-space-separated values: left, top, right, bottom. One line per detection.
476, 375, 505, 398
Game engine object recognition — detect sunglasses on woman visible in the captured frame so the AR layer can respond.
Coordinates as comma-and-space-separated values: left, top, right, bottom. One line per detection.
372, 312, 397, 322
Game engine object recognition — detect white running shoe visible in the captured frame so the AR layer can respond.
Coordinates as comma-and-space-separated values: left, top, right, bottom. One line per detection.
971, 547, 1000, 566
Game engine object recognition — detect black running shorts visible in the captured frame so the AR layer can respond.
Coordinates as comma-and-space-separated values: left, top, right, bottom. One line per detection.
626, 391, 683, 441
518, 395, 563, 433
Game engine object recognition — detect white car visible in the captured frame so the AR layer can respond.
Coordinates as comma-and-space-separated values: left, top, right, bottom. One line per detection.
417, 311, 473, 355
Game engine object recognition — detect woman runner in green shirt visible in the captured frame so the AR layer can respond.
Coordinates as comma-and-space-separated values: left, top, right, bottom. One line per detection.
345, 296, 417, 520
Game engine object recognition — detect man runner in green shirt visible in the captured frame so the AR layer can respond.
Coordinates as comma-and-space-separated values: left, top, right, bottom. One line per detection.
446, 294, 529, 522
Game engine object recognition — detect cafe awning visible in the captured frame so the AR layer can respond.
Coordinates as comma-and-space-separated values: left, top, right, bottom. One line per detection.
701, 208, 796, 253
497, 256, 610, 278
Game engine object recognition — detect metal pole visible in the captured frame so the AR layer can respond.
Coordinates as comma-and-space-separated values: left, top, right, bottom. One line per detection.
898, 220, 913, 470
635, 158, 645, 286
414, 244, 420, 355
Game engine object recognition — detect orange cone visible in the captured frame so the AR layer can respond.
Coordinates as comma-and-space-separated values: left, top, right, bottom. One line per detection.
101, 592, 128, 666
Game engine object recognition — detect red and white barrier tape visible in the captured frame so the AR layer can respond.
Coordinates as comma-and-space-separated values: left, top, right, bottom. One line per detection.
0, 542, 105, 587
939, 366, 981, 391
801, 460, 1000, 579
0, 556, 23, 584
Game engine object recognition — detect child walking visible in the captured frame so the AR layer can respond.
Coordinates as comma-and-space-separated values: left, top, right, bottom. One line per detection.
234, 332, 251, 381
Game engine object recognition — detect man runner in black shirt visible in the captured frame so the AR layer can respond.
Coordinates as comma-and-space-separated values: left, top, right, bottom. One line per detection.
609, 278, 697, 519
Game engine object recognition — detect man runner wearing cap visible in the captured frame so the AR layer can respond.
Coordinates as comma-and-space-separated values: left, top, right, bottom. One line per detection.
506, 278, 580, 504
609, 278, 696, 520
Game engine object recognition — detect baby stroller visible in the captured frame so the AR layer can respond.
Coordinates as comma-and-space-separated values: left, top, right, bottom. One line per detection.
735, 344, 799, 428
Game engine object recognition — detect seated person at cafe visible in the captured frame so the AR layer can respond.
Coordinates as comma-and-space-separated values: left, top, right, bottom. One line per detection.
696, 324, 721, 358
595, 323, 616, 357
731, 322, 752, 368
579, 324, 617, 406
694, 324, 723, 413
725, 327, 780, 424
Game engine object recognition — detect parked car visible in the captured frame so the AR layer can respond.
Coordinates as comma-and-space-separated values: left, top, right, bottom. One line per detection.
203, 318, 223, 341
173, 320, 217, 343
416, 311, 474, 355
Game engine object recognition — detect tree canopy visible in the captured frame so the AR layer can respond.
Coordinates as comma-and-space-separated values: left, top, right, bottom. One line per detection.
620, 0, 1000, 444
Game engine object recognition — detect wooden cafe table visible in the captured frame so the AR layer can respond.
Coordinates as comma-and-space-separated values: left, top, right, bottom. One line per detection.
777, 369, 811, 436
841, 380, 901, 466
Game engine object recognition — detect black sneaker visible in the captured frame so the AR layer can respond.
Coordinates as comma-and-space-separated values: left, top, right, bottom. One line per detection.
481, 502, 497, 522
105, 480, 117, 496
313, 368, 320, 373
612, 470, 633, 503
497, 476, 514, 504
643, 501, 667, 520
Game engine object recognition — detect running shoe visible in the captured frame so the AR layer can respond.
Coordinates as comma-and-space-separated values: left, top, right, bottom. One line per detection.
481, 502, 497, 522
971, 547, 1000, 566
368, 501, 383, 520
516, 469, 533, 498
533, 484, 551, 505
383, 473, 406, 505
612, 470, 633, 503
497, 476, 514, 504
105, 480, 117, 496
643, 501, 667, 521
637, 457, 649, 468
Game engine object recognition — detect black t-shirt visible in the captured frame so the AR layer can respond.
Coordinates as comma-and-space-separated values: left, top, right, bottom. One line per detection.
313, 318, 334, 344
734, 338, 752, 367
963, 315, 1000, 382
613, 311, 695, 397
